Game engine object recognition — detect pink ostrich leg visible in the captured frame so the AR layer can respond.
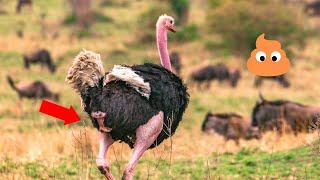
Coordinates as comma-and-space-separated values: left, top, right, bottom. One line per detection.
96, 132, 115, 180
122, 112, 164, 180
121, 15, 175, 180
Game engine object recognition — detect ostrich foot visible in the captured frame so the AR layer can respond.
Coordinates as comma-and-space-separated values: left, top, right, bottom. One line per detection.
91, 111, 112, 133
96, 158, 115, 180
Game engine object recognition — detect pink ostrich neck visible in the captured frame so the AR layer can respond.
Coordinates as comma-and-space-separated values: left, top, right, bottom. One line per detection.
156, 24, 172, 71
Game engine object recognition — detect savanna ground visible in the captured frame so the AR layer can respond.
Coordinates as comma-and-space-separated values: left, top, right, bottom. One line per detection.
0, 0, 319, 179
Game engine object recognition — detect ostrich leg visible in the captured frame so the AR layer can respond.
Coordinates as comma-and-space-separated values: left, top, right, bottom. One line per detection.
96, 132, 115, 180
122, 111, 164, 180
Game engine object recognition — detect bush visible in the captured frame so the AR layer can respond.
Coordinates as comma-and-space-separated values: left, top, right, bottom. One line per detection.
137, 4, 199, 43
64, 15, 77, 25
169, 24, 199, 42
207, 0, 309, 57
136, 4, 174, 43
64, 12, 112, 25
170, 0, 190, 25
208, 0, 223, 8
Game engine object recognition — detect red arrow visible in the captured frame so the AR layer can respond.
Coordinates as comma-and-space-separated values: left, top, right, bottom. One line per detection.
39, 100, 80, 125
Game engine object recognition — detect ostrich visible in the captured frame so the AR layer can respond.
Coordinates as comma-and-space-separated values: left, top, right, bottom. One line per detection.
65, 15, 189, 180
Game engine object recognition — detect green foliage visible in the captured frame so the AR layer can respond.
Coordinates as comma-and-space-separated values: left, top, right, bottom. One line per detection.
137, 4, 173, 43
0, 157, 18, 174
64, 12, 112, 26
170, 24, 199, 42
94, 12, 113, 23
207, 1, 309, 57
169, 0, 189, 25
99, 0, 129, 7
24, 162, 40, 178
63, 15, 77, 25
137, 5, 198, 43
77, 30, 92, 38
208, 0, 223, 8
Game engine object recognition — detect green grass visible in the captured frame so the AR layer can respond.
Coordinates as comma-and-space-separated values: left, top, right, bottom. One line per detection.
1, 146, 318, 179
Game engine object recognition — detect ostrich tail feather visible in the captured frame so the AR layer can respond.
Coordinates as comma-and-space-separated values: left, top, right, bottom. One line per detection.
65, 50, 105, 94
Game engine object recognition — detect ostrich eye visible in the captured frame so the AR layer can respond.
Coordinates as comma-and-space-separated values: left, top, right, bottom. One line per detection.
255, 51, 266, 62
270, 51, 281, 62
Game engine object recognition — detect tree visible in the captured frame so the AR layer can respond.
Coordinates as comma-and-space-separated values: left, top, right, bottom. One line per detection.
67, 0, 93, 29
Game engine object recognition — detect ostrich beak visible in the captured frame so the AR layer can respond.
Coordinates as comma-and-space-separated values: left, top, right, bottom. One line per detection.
168, 26, 176, 32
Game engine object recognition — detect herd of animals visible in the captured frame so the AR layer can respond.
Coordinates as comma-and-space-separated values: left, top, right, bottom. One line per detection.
3, 1, 320, 179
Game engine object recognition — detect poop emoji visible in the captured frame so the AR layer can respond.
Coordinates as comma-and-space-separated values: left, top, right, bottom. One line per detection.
247, 34, 290, 76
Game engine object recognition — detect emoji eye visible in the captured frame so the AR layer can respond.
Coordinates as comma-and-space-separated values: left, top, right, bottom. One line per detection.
271, 51, 281, 62
255, 51, 266, 62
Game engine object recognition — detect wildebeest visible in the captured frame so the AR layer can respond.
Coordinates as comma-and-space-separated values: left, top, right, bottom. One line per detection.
190, 64, 241, 89
252, 94, 320, 135
23, 49, 56, 73
254, 75, 290, 88
202, 112, 261, 144
305, 1, 320, 16
169, 52, 181, 75
7, 75, 59, 102
16, 0, 32, 14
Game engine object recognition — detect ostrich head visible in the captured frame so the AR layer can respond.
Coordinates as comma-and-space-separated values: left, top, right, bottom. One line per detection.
156, 14, 176, 32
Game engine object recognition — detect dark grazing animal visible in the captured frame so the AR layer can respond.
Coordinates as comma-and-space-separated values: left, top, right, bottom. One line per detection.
254, 75, 290, 88
190, 64, 241, 88
169, 51, 181, 75
16, 0, 32, 14
7, 76, 59, 102
305, 1, 320, 16
23, 49, 56, 73
66, 15, 189, 180
252, 94, 320, 135
202, 112, 261, 145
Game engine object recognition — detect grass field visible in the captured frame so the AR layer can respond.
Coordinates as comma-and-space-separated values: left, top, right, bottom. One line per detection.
0, 0, 320, 179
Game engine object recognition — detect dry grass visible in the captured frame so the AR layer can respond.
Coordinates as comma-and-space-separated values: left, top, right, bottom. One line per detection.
0, 119, 318, 162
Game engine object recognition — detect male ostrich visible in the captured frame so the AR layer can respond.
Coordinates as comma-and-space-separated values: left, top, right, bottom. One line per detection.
66, 15, 189, 180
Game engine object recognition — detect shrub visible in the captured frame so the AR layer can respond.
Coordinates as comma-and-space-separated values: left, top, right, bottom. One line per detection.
170, 0, 190, 25
207, 0, 309, 57
208, 0, 223, 8
67, 0, 93, 29
137, 4, 199, 43
63, 15, 77, 25
64, 12, 112, 26
136, 4, 174, 43
169, 24, 199, 42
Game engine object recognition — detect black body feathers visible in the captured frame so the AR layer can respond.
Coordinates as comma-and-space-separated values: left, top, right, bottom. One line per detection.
82, 63, 189, 149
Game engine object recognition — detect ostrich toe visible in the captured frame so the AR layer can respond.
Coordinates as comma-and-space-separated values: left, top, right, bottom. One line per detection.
96, 158, 114, 180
